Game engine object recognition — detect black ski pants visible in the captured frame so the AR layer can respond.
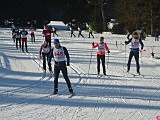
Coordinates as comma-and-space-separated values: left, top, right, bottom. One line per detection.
54, 62, 72, 92
97, 54, 106, 74
78, 31, 84, 38
42, 52, 52, 71
31, 33, 35, 43
89, 32, 94, 38
16, 38, 21, 49
127, 51, 140, 72
71, 30, 76, 37
45, 39, 51, 47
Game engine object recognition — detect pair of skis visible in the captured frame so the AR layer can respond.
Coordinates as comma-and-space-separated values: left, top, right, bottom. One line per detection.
48, 92, 74, 98
43, 71, 74, 98
97, 74, 107, 78
125, 72, 145, 77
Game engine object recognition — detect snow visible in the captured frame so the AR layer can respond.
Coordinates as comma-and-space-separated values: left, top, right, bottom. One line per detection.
47, 21, 69, 30
0, 27, 160, 120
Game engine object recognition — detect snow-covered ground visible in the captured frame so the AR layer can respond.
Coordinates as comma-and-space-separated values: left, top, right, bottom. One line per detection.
0, 27, 160, 120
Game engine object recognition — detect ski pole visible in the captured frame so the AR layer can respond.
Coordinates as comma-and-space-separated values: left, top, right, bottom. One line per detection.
107, 52, 109, 69
38, 59, 41, 70
140, 50, 142, 63
88, 45, 94, 75
123, 44, 127, 75
125, 44, 127, 65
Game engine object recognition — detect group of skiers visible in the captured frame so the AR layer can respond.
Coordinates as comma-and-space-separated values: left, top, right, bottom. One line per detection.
39, 30, 143, 96
92, 31, 144, 76
70, 24, 94, 38
11, 24, 36, 52
11, 23, 144, 96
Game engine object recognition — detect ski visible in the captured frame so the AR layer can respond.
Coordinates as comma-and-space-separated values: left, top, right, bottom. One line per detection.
68, 93, 74, 98
97, 74, 108, 78
97, 74, 101, 78
125, 72, 144, 77
47, 92, 75, 98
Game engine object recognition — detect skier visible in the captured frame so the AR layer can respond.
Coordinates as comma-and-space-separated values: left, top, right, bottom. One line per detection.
11, 23, 16, 37
52, 27, 58, 37
125, 31, 144, 75
155, 29, 159, 41
42, 26, 53, 47
48, 39, 73, 95
30, 25, 36, 43
12, 27, 21, 49
15, 31, 21, 49
88, 24, 94, 38
70, 26, 76, 37
92, 37, 110, 76
39, 40, 52, 73
78, 26, 84, 38
140, 28, 146, 41
12, 26, 19, 43
20, 28, 28, 52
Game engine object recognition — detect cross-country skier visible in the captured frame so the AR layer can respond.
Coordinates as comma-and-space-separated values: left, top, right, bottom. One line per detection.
11, 23, 16, 37
52, 27, 58, 37
125, 31, 144, 75
20, 28, 28, 52
70, 26, 76, 37
30, 25, 36, 43
42, 26, 53, 47
78, 26, 84, 38
12, 26, 19, 43
12, 27, 21, 49
48, 39, 73, 95
88, 24, 94, 38
15, 31, 21, 49
39, 40, 52, 73
155, 29, 159, 41
92, 37, 110, 75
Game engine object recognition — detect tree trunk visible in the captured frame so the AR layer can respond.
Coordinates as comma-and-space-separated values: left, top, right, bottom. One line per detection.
101, 5, 107, 32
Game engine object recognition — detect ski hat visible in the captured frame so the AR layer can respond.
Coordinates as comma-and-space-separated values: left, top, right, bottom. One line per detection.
134, 32, 138, 35
53, 39, 60, 44
100, 37, 104, 40
132, 31, 140, 38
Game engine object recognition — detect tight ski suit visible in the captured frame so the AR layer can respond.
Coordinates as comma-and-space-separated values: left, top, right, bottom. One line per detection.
20, 28, 28, 52
39, 43, 52, 72
30, 26, 36, 43
92, 41, 110, 75
125, 32, 144, 73
42, 28, 53, 47
48, 45, 73, 94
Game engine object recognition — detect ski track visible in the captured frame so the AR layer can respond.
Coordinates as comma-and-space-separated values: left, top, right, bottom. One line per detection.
0, 28, 160, 120
0, 32, 87, 120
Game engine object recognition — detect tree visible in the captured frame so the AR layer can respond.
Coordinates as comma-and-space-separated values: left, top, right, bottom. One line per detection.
115, 0, 160, 36
85, 0, 111, 32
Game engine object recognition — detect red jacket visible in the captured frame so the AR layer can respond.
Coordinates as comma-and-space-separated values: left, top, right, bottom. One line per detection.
93, 42, 109, 55
42, 29, 53, 40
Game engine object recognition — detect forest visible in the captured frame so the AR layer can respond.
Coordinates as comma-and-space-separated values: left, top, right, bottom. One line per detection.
0, 0, 160, 35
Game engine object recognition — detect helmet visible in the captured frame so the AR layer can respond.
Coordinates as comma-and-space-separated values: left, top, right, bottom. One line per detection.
53, 39, 60, 44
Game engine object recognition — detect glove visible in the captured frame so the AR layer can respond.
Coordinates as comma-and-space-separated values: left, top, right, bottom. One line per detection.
141, 47, 143, 50
67, 62, 70, 66
92, 42, 94, 46
108, 50, 110, 53
39, 55, 42, 59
